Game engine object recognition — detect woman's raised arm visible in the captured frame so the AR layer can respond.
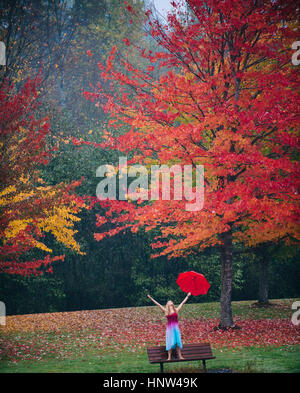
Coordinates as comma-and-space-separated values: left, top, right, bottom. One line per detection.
176, 292, 191, 313
147, 294, 166, 313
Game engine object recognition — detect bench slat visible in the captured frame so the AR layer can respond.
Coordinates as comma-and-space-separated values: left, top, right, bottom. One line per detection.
148, 355, 213, 361
148, 353, 214, 359
148, 342, 211, 347
147, 345, 212, 354
148, 356, 216, 364
147, 343, 211, 348
147, 346, 212, 352
148, 351, 213, 359
147, 344, 211, 352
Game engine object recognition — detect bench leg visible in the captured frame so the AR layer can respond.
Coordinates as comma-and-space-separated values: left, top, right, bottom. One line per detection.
202, 360, 207, 373
160, 363, 164, 373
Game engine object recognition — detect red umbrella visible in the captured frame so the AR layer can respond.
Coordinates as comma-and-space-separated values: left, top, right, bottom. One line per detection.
176, 271, 210, 296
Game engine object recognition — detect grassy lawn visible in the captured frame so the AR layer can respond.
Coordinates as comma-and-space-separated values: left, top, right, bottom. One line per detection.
179, 298, 298, 320
0, 345, 299, 373
1, 299, 299, 373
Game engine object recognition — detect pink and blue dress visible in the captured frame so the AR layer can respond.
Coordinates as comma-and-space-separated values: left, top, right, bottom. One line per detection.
166, 312, 182, 351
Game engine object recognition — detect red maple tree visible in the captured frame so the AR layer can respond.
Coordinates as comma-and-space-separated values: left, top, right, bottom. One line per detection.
83, 0, 299, 327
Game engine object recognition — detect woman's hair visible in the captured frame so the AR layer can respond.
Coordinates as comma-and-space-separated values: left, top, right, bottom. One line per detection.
166, 300, 176, 314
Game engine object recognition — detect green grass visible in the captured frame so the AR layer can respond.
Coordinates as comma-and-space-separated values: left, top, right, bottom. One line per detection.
1, 345, 299, 373
179, 298, 297, 320
1, 298, 299, 373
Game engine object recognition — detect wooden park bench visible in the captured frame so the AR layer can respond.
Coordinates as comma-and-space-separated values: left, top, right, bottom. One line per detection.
147, 342, 215, 373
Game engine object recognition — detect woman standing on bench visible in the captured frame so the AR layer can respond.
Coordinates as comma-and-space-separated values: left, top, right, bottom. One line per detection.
147, 293, 191, 361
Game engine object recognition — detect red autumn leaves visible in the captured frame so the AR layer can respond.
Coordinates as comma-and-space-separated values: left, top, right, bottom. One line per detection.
1, 303, 299, 363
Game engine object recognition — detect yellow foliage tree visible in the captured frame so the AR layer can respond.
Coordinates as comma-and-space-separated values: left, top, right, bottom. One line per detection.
0, 78, 85, 276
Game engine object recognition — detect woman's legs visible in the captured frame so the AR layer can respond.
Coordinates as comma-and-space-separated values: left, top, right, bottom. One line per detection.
167, 349, 172, 361
167, 346, 184, 360
176, 346, 184, 360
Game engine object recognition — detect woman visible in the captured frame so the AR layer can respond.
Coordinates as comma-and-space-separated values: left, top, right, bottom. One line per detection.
147, 292, 191, 361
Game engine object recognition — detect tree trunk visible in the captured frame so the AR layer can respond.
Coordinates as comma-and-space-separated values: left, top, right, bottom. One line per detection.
258, 255, 269, 304
219, 229, 234, 328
